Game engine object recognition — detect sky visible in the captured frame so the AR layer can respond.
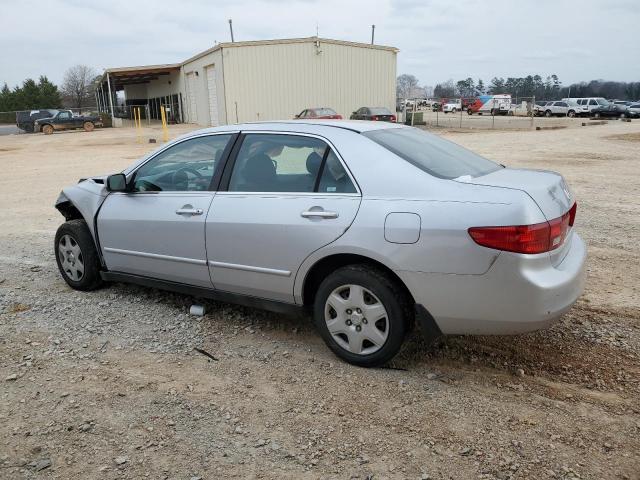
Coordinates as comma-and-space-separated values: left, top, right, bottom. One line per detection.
1, 0, 638, 89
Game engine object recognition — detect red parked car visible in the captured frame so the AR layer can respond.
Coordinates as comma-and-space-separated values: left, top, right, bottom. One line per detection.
294, 108, 342, 119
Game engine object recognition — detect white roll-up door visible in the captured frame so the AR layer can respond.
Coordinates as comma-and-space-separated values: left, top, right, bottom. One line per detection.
205, 65, 219, 126
186, 72, 197, 124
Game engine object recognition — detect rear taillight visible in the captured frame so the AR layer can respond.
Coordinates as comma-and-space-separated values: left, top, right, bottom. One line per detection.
468, 203, 576, 254
391, 115, 397, 122
371, 115, 378, 121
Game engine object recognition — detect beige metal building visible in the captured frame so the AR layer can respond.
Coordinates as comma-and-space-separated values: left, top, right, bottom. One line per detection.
98, 37, 398, 126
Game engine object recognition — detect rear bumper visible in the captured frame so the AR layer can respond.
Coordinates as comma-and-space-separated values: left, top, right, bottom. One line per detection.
398, 231, 587, 335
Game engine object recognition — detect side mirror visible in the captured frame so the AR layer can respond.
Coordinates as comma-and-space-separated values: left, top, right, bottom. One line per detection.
106, 173, 128, 192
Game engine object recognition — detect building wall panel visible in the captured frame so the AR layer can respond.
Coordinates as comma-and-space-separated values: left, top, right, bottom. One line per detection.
221, 41, 397, 123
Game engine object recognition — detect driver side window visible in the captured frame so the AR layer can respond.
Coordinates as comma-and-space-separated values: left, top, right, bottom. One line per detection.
133, 134, 232, 192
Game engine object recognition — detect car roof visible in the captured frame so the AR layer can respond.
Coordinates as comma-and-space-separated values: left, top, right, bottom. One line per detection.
184, 120, 406, 135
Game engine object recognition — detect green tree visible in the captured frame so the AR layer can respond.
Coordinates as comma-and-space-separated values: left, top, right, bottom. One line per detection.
37, 76, 62, 108
476, 79, 485, 94
489, 77, 506, 94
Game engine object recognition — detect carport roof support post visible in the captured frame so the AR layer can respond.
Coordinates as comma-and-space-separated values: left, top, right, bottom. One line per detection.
107, 73, 114, 118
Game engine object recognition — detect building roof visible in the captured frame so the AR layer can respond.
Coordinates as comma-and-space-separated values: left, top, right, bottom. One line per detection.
181, 36, 399, 65
102, 64, 181, 86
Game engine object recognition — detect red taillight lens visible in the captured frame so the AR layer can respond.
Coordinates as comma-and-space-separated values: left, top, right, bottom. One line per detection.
391, 115, 397, 122
468, 203, 576, 254
371, 115, 378, 121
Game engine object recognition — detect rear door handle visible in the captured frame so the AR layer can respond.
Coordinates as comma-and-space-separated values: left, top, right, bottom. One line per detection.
175, 206, 203, 216
301, 210, 338, 219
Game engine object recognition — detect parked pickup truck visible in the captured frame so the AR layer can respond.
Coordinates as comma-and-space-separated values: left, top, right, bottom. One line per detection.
34, 110, 102, 134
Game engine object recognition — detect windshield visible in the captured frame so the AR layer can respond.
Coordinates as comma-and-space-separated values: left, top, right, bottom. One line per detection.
363, 127, 502, 180
596, 98, 608, 106
369, 108, 392, 115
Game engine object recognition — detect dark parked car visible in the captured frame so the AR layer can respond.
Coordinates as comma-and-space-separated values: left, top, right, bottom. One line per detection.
34, 109, 103, 135
591, 103, 635, 119
15, 109, 58, 133
294, 108, 342, 119
350, 107, 396, 122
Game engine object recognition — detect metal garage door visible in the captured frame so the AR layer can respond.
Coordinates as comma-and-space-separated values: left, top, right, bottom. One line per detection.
205, 65, 219, 126
186, 72, 197, 123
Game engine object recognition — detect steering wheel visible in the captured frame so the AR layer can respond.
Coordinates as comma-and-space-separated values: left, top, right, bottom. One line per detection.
172, 167, 203, 189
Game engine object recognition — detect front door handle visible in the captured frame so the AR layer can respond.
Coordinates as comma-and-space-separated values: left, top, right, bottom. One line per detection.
175, 205, 203, 216
301, 209, 339, 219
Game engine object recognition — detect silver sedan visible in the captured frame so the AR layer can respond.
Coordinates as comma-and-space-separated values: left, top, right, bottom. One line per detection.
54, 121, 586, 367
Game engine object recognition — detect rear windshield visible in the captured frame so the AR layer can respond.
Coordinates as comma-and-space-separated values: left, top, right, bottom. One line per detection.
363, 127, 502, 179
314, 108, 337, 116
369, 108, 392, 115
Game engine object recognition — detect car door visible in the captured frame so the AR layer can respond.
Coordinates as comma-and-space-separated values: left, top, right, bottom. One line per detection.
97, 133, 236, 287
56, 111, 73, 130
206, 132, 361, 303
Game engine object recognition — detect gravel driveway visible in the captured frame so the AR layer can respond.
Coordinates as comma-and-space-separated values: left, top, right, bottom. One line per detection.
0, 123, 638, 479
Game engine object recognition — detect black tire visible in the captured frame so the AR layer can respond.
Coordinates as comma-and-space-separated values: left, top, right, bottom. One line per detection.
313, 264, 411, 367
594, 112, 601, 119
568, 110, 576, 118
54, 219, 103, 291
545, 110, 552, 117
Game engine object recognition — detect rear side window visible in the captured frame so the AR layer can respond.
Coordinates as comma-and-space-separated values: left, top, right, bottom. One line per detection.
228, 134, 356, 193
363, 127, 501, 180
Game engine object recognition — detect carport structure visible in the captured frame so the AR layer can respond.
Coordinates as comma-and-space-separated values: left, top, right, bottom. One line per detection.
97, 63, 183, 124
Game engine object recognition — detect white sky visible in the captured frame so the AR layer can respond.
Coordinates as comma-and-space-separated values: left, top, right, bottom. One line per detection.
1, 0, 638, 88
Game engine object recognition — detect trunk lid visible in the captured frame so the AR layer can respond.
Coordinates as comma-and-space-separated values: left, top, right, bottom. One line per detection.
455, 168, 576, 265
455, 167, 574, 221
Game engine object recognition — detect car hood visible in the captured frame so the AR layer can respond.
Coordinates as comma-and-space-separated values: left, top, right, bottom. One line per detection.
454, 167, 573, 221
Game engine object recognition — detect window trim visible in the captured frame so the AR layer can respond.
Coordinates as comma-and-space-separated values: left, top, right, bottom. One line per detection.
218, 131, 361, 196
125, 132, 239, 194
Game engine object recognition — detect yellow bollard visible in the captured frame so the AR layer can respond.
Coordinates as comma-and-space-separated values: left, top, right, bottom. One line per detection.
135, 107, 142, 143
160, 106, 169, 142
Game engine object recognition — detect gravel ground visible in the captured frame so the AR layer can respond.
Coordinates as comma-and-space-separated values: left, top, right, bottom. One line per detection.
0, 122, 639, 479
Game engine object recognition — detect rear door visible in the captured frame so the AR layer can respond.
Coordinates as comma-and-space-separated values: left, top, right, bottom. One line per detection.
97, 133, 235, 287
206, 132, 361, 302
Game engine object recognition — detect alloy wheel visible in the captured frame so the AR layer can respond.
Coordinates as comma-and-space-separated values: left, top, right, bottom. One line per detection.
324, 284, 389, 355
58, 234, 85, 281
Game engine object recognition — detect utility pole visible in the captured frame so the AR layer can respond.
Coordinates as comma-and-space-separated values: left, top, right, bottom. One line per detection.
228, 19, 235, 42
371, 25, 375, 44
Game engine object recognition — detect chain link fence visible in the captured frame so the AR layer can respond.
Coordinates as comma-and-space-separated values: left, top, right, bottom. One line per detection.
398, 96, 591, 130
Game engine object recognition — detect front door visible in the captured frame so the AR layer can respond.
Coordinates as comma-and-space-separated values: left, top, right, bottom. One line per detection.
206, 133, 361, 303
55, 111, 74, 130
97, 133, 235, 287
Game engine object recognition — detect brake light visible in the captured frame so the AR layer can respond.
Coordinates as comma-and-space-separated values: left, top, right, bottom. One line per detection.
371, 115, 378, 121
468, 203, 576, 254
391, 115, 397, 122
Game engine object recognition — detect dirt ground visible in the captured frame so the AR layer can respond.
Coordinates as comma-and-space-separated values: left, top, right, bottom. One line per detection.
0, 121, 638, 480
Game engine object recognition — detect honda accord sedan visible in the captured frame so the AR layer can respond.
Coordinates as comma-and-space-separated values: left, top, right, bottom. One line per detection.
54, 121, 586, 367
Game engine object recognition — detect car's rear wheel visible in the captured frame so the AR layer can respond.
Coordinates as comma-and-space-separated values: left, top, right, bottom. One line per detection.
313, 265, 410, 367
55, 219, 103, 291
83, 121, 95, 132
568, 110, 576, 118
42, 124, 54, 135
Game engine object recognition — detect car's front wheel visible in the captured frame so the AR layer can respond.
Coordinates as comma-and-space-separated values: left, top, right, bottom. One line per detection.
55, 220, 103, 291
42, 124, 54, 135
314, 265, 410, 367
